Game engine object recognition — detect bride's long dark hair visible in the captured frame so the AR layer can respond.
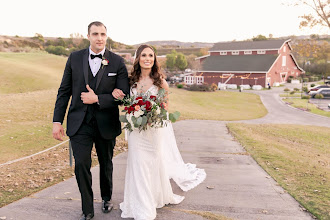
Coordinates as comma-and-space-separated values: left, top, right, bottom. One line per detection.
130, 44, 165, 88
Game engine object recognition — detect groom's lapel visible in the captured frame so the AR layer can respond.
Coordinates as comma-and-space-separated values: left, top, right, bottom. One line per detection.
83, 49, 89, 86
95, 49, 110, 90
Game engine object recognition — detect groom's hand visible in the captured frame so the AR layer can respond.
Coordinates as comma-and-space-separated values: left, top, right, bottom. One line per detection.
81, 85, 99, 104
53, 123, 64, 141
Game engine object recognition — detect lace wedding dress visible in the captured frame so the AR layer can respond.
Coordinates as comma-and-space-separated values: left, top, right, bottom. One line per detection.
120, 85, 206, 220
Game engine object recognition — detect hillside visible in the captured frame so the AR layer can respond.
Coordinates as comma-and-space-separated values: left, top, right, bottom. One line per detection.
0, 52, 66, 94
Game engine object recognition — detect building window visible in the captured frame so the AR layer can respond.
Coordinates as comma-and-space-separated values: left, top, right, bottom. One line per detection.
220, 51, 227, 55
257, 50, 265, 54
282, 56, 286, 66
232, 51, 239, 55
196, 76, 204, 85
244, 51, 252, 55
185, 76, 194, 85
283, 46, 286, 52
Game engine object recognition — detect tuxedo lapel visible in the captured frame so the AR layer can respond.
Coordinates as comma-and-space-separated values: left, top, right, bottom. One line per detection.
83, 49, 89, 86
95, 49, 110, 90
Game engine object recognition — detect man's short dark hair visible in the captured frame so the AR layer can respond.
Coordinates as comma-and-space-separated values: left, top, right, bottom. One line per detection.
88, 21, 107, 34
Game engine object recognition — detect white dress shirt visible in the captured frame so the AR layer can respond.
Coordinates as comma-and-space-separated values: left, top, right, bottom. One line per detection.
53, 47, 105, 124
89, 47, 106, 77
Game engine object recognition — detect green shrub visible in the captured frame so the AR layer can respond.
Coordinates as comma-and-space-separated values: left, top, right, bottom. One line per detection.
290, 91, 295, 95
302, 87, 308, 92
302, 95, 310, 99
310, 84, 316, 88
293, 88, 300, 92
188, 83, 211, 91
284, 88, 290, 92
303, 78, 309, 82
314, 94, 324, 99
287, 78, 292, 83
177, 84, 183, 89
45, 45, 69, 56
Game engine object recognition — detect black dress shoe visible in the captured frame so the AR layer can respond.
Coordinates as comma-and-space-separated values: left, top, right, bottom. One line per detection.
79, 213, 94, 220
102, 200, 113, 213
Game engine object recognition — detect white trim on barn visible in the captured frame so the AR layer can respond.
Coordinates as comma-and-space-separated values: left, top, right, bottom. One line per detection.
184, 76, 204, 85
195, 54, 210, 60
210, 48, 281, 52
280, 72, 288, 83
289, 54, 305, 72
267, 54, 281, 73
199, 70, 267, 73
257, 50, 266, 54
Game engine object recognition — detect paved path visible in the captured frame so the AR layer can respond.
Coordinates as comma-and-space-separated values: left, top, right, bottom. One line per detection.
240, 84, 330, 127
2, 83, 326, 220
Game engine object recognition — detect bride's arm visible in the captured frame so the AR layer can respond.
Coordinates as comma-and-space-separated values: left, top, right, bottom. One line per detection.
161, 79, 169, 110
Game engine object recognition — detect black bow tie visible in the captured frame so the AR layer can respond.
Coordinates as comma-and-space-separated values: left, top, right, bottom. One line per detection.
90, 54, 102, 59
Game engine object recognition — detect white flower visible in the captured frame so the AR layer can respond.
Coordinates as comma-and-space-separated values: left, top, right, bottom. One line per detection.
101, 59, 109, 66
134, 109, 144, 118
155, 106, 161, 115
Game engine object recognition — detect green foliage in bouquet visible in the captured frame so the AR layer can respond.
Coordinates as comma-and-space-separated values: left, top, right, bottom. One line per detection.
119, 88, 180, 132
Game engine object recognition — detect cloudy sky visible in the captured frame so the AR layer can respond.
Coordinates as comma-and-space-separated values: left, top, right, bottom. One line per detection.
0, 0, 328, 45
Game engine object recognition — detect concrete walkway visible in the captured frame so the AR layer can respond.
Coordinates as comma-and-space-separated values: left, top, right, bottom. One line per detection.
1, 83, 324, 220
240, 84, 330, 127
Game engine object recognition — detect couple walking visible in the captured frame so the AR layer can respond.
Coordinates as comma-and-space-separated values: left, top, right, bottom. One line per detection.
53, 21, 206, 220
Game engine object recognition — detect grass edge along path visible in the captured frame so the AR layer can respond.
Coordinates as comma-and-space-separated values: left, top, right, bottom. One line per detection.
282, 98, 330, 118
0, 138, 127, 208
227, 123, 330, 220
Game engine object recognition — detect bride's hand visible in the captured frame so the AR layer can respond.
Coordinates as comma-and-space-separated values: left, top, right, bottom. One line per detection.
112, 88, 125, 100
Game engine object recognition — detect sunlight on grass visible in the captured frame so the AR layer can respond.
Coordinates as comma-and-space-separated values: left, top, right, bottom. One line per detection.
227, 123, 330, 220
169, 88, 267, 121
0, 52, 66, 94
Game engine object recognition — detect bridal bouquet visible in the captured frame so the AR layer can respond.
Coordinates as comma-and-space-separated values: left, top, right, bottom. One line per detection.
119, 88, 180, 132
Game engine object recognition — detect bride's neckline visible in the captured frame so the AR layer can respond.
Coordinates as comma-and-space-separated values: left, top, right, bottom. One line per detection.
134, 84, 156, 94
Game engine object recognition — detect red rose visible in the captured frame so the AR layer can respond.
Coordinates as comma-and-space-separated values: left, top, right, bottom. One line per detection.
150, 95, 157, 101
145, 101, 152, 111
160, 102, 167, 109
136, 96, 143, 100
138, 100, 144, 106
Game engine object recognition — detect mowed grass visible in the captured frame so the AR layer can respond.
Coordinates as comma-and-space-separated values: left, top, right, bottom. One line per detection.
0, 52, 66, 94
283, 98, 330, 118
169, 88, 267, 121
227, 123, 330, 220
0, 52, 267, 164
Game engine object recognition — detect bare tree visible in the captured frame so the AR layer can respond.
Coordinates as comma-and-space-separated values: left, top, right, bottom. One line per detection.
296, 0, 329, 30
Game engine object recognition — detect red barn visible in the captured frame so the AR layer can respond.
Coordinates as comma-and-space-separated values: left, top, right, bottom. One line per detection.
193, 39, 304, 87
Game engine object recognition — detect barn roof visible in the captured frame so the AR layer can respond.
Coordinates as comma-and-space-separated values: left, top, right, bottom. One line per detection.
200, 54, 279, 72
210, 39, 290, 51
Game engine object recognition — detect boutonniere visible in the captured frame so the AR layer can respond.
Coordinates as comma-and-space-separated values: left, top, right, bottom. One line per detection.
101, 57, 109, 69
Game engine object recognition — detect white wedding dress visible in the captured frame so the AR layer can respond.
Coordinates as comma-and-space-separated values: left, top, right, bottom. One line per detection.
120, 85, 206, 220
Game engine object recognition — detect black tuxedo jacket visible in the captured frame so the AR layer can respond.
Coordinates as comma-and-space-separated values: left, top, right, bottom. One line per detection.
53, 48, 129, 139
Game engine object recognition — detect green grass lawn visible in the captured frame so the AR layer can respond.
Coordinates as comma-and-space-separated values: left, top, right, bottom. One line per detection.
227, 123, 330, 220
282, 98, 330, 118
0, 52, 66, 94
169, 88, 267, 121
279, 93, 303, 97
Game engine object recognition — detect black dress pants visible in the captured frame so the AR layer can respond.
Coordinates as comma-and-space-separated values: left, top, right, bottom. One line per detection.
70, 118, 115, 215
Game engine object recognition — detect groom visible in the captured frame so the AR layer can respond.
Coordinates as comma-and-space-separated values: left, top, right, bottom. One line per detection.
52, 21, 129, 220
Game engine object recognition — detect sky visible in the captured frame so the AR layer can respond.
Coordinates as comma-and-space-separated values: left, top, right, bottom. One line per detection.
0, 0, 328, 45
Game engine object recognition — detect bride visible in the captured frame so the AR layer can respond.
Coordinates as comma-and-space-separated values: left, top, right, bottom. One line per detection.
112, 44, 206, 220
